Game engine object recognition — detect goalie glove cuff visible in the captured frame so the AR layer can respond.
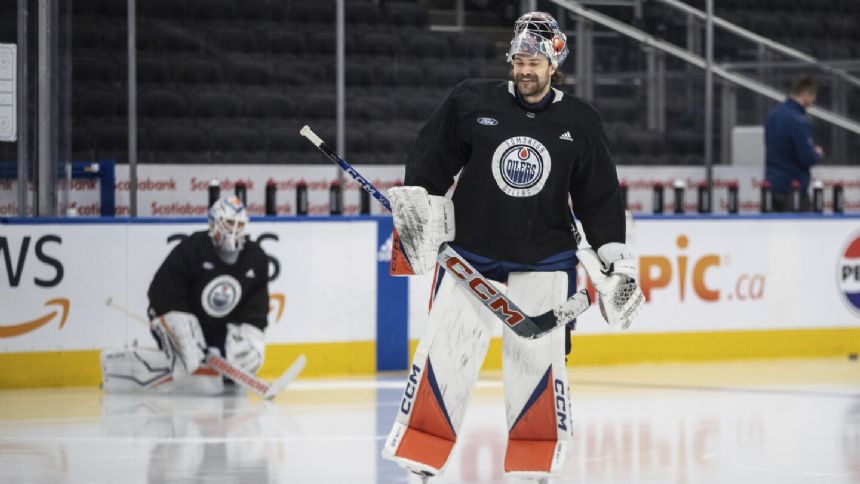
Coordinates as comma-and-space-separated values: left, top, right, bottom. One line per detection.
388, 186, 455, 275
596, 242, 637, 280
577, 244, 643, 330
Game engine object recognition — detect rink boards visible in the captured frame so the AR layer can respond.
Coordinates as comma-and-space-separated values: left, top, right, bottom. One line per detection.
2, 215, 860, 387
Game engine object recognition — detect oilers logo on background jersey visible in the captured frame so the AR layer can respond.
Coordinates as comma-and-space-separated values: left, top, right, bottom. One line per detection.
491, 136, 552, 197
201, 274, 243, 318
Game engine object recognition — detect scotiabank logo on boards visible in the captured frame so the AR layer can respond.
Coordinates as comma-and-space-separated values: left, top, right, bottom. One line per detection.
589, 235, 766, 304
1, 235, 68, 338
837, 232, 860, 316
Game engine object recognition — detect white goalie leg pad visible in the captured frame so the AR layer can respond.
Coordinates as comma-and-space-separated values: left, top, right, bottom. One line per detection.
101, 347, 223, 395
387, 186, 455, 275
502, 271, 572, 479
101, 347, 174, 393
382, 270, 497, 476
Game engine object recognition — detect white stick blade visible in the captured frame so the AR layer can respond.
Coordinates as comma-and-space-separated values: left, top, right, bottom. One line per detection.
263, 354, 307, 400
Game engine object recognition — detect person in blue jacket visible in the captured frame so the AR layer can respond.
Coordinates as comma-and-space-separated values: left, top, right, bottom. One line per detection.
764, 76, 824, 212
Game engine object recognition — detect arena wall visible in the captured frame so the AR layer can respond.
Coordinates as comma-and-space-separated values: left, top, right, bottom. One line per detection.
2, 216, 859, 388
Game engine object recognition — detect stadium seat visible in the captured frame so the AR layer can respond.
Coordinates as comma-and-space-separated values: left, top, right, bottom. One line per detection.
245, 92, 297, 119
426, 63, 473, 88
346, 2, 382, 25
223, 57, 276, 85
266, 122, 306, 152
384, 2, 429, 27
347, 96, 396, 120
289, 1, 335, 24
263, 30, 306, 56
137, 55, 171, 83
346, 62, 374, 87
208, 27, 261, 54
138, 0, 187, 19
237, 0, 279, 21
276, 60, 325, 86
76, 90, 124, 118
150, 124, 208, 152
209, 124, 266, 164
138, 89, 189, 118
186, 0, 237, 21
389, 63, 424, 87
73, 21, 104, 51
395, 97, 438, 121
403, 32, 450, 58
172, 57, 224, 84
189, 89, 242, 118
301, 94, 336, 119
92, 122, 127, 153
73, 54, 117, 83
352, 31, 401, 57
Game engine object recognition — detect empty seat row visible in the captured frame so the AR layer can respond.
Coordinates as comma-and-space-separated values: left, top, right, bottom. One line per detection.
73, 0, 427, 26
76, 52, 492, 89
75, 86, 445, 123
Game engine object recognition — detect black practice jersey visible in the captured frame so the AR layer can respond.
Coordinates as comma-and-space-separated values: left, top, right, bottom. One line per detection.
147, 231, 269, 351
406, 79, 625, 264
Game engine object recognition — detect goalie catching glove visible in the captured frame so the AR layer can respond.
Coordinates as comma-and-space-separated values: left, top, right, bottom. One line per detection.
388, 186, 455, 275
151, 311, 207, 377
225, 323, 265, 374
577, 243, 644, 330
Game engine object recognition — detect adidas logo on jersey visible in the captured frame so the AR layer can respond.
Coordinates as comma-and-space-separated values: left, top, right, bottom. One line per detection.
559, 131, 573, 142
245, 268, 255, 278
202, 261, 214, 270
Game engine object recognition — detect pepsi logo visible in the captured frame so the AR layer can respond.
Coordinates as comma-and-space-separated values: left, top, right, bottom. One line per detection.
838, 232, 860, 316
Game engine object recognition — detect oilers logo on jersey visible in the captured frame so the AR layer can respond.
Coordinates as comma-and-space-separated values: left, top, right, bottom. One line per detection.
201, 274, 243, 318
491, 136, 552, 197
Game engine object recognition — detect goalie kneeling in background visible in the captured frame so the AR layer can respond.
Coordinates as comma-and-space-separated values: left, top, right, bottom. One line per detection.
101, 196, 270, 395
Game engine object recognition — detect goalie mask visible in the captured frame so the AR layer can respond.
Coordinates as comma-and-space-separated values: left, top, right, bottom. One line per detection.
208, 196, 249, 253
507, 11, 569, 68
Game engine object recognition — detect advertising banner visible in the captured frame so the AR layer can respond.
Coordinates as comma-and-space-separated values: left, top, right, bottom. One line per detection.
0, 220, 377, 352
1, 164, 858, 217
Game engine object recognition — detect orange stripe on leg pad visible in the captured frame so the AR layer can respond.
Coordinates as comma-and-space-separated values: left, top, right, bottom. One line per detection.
505, 439, 557, 473
395, 427, 456, 470
505, 368, 558, 472
395, 359, 456, 470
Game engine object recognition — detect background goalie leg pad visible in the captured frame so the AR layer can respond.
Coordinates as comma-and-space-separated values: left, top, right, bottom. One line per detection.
382, 273, 496, 476
502, 272, 572, 479
101, 347, 223, 395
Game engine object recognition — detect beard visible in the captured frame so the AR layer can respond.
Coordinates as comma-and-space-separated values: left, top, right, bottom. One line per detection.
513, 73, 550, 98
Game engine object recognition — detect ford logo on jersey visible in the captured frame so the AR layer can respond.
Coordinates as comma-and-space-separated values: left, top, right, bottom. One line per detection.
491, 136, 552, 197
477, 117, 498, 126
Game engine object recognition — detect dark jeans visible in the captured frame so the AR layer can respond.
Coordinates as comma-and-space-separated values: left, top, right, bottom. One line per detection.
772, 191, 810, 212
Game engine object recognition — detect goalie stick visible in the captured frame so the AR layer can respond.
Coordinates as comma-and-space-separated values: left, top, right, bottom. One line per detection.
299, 125, 590, 339
105, 297, 305, 399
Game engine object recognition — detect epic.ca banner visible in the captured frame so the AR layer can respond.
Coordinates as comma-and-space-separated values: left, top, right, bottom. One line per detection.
407, 218, 860, 338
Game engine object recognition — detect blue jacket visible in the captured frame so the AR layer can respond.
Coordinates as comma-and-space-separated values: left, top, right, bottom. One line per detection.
764, 98, 820, 193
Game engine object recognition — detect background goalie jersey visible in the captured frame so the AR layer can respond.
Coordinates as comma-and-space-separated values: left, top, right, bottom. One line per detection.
147, 231, 269, 353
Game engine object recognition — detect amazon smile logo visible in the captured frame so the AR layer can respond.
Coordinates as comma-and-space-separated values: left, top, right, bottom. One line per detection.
0, 298, 70, 338
269, 293, 285, 323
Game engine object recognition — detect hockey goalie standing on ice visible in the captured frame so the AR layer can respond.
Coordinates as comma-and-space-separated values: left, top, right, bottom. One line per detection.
101, 196, 270, 395
382, 12, 644, 481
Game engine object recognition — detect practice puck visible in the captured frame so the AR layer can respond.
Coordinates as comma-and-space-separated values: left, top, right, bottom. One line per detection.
849, 353, 858, 361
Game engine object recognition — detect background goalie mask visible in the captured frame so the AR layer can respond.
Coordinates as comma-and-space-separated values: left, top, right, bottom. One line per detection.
507, 11, 569, 68
208, 196, 248, 253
